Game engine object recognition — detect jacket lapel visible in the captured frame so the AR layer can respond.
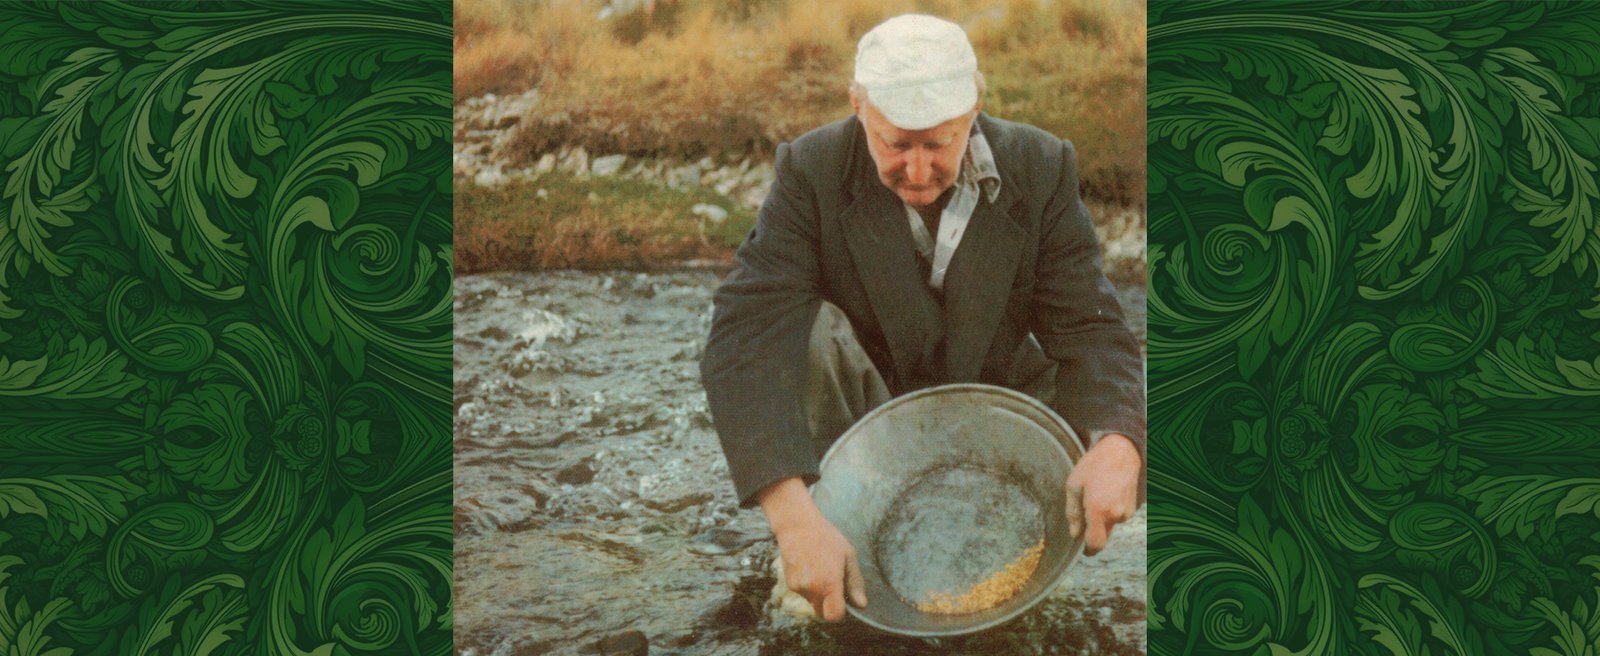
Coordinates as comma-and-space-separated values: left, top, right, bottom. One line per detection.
838, 125, 939, 387
942, 180, 1023, 382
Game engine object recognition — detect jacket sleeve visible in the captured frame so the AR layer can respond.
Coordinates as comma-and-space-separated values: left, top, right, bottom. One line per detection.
1030, 139, 1147, 463
700, 142, 825, 508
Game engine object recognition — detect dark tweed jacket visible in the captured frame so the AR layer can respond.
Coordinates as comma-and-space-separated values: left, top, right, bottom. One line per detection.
700, 113, 1145, 507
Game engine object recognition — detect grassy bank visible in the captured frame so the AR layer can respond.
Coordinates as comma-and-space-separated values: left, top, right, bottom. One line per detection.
454, 174, 756, 272
453, 170, 1143, 282
455, 0, 1146, 206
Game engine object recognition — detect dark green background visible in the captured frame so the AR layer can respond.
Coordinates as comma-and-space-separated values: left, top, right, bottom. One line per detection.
1149, 2, 1600, 654
7, 0, 1600, 654
0, 2, 451, 654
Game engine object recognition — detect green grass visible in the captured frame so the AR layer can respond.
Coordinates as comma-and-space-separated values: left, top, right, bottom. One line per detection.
454, 173, 756, 274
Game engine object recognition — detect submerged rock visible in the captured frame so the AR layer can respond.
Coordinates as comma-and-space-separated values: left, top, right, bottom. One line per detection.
592, 630, 648, 656
556, 461, 596, 485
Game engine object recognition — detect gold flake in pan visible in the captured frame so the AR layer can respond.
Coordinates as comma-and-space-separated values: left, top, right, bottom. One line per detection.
915, 540, 1045, 615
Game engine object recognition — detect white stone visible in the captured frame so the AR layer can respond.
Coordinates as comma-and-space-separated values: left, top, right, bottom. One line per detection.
473, 166, 506, 188
668, 164, 701, 189
562, 147, 589, 175
591, 154, 627, 177
691, 203, 729, 224
535, 153, 557, 175
741, 187, 768, 209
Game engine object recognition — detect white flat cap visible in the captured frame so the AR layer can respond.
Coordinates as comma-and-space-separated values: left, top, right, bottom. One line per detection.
854, 14, 979, 130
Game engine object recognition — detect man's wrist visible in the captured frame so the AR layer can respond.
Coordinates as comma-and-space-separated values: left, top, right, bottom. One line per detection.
1091, 431, 1143, 467
756, 477, 820, 535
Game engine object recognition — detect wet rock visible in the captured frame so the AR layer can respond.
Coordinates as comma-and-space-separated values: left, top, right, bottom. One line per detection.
557, 461, 596, 485
1110, 596, 1146, 624
688, 527, 762, 556
498, 516, 544, 533
628, 278, 657, 300
702, 574, 773, 640
514, 308, 579, 348
519, 483, 551, 506
642, 491, 712, 513
591, 629, 648, 656
454, 374, 481, 401
455, 484, 548, 536
535, 429, 581, 449
670, 340, 702, 362
510, 638, 556, 656
510, 350, 571, 378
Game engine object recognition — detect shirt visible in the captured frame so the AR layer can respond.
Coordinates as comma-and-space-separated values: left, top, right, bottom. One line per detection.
903, 121, 1003, 292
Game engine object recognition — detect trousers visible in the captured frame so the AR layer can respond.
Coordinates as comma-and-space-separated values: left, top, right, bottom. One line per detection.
802, 301, 1058, 458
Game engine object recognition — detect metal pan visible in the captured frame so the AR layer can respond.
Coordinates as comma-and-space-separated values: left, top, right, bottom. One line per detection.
811, 383, 1084, 636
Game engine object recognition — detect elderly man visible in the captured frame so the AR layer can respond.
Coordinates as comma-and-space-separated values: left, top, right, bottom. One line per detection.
700, 14, 1145, 621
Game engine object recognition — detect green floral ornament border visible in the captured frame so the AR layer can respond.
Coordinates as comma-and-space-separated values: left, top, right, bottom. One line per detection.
1148, 2, 1600, 654
0, 2, 452, 655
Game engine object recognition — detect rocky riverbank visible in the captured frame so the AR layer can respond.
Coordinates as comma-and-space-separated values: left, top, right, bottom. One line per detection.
456, 91, 778, 210
453, 92, 1147, 282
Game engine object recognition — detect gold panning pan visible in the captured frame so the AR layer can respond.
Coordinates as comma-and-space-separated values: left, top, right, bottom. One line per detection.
811, 383, 1084, 636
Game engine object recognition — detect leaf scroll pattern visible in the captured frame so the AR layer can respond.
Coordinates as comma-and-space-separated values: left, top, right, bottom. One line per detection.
0, 2, 451, 654
1150, 2, 1600, 654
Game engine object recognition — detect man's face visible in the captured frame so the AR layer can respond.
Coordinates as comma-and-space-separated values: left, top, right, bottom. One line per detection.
854, 97, 977, 210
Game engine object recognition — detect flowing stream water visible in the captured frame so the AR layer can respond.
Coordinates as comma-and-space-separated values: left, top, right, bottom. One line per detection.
454, 270, 1147, 656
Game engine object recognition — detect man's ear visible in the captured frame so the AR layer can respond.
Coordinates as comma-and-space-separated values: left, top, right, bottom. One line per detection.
849, 89, 862, 118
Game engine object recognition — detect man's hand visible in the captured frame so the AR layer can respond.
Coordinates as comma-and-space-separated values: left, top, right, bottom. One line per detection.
1063, 433, 1142, 556
757, 477, 868, 621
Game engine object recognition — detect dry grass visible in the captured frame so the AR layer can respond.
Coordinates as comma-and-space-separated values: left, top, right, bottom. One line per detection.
456, 0, 1146, 206
971, 0, 1146, 204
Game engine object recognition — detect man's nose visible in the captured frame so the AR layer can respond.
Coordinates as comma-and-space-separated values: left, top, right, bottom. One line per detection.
905, 149, 932, 186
